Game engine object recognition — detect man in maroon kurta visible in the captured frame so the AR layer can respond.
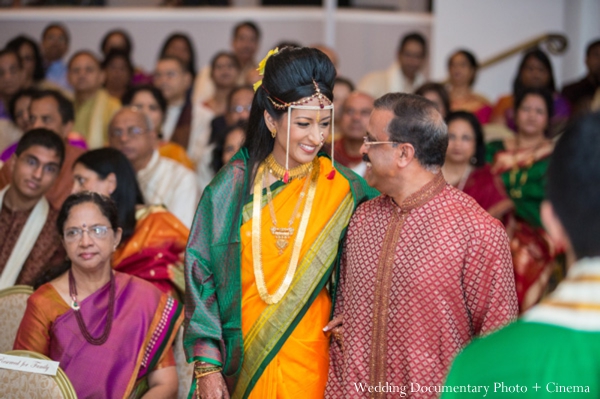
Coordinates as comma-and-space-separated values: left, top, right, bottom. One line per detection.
0, 129, 65, 287
325, 93, 518, 398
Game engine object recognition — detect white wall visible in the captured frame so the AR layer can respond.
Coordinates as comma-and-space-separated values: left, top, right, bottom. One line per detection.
432, 0, 600, 102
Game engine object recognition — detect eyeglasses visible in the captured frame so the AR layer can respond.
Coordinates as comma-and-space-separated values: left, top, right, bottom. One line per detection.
110, 126, 146, 138
64, 225, 112, 242
231, 105, 251, 114
363, 135, 399, 146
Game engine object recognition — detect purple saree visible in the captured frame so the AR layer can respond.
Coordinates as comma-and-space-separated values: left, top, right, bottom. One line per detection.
15, 272, 183, 398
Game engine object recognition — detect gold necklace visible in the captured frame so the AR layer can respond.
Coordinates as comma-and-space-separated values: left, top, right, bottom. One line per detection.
508, 138, 540, 199
264, 154, 312, 181
252, 157, 320, 304
266, 167, 311, 254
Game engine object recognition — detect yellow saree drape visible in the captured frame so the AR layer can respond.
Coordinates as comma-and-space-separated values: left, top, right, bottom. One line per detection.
238, 157, 350, 398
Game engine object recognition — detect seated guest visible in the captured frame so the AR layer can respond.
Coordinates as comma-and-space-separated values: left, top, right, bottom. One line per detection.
561, 39, 600, 116
442, 111, 512, 219
40, 23, 71, 92
101, 49, 133, 101
415, 82, 450, 118
443, 111, 600, 398
72, 148, 189, 296
8, 88, 36, 133
100, 29, 152, 86
209, 84, 253, 147
14, 192, 182, 398
158, 32, 197, 78
332, 76, 354, 129
122, 85, 194, 169
0, 129, 65, 289
332, 91, 374, 176
358, 32, 427, 98
0, 89, 86, 210
210, 120, 247, 173
201, 85, 253, 187
108, 106, 199, 228
0, 48, 25, 120
153, 56, 195, 153
68, 50, 121, 149
203, 52, 241, 116
6, 35, 64, 95
193, 21, 260, 104
491, 48, 570, 137
447, 49, 493, 124
0, 88, 34, 155
487, 87, 557, 312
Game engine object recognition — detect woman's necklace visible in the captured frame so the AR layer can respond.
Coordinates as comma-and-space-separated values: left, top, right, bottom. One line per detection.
264, 154, 312, 182
508, 137, 543, 199
252, 157, 320, 305
266, 167, 311, 254
68, 269, 115, 346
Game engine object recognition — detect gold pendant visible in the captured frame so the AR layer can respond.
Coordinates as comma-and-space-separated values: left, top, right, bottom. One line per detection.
510, 188, 522, 199
271, 227, 294, 254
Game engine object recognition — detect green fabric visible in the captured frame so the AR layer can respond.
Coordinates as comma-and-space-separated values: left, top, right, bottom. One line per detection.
443, 320, 600, 398
486, 141, 549, 227
183, 148, 377, 396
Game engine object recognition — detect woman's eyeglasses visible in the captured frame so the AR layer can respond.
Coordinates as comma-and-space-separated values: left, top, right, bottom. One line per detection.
64, 225, 112, 242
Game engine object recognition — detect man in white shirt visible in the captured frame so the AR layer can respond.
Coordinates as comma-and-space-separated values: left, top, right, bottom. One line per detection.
358, 32, 427, 98
108, 106, 199, 228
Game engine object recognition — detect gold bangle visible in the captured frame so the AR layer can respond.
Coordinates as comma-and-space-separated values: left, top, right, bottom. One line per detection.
195, 368, 222, 379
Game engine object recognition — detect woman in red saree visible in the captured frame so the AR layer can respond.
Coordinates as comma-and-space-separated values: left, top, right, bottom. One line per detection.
72, 148, 189, 297
442, 111, 512, 220
447, 50, 493, 124
14, 192, 183, 398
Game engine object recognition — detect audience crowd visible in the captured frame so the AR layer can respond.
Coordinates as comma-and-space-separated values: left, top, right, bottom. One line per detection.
0, 18, 599, 398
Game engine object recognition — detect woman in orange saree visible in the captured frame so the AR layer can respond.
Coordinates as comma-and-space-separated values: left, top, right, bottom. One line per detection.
73, 148, 189, 297
184, 47, 377, 399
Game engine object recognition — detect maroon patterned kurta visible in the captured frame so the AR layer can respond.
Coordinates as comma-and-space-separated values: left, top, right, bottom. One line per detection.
326, 174, 518, 399
0, 202, 65, 285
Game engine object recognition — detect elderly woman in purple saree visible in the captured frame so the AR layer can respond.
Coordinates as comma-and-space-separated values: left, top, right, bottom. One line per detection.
14, 192, 183, 398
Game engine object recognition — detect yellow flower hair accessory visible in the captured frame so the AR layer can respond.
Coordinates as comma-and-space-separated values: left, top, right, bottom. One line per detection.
253, 47, 279, 92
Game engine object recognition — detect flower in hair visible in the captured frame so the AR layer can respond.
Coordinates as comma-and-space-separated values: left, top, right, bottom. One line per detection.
253, 47, 279, 92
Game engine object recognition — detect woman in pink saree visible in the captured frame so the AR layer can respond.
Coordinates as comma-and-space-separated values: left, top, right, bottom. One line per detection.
14, 192, 183, 398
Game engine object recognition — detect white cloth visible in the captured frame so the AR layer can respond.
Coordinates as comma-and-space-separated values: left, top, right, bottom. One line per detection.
188, 103, 215, 166
192, 66, 214, 106
162, 104, 184, 142
136, 151, 200, 228
0, 186, 50, 289
357, 62, 426, 99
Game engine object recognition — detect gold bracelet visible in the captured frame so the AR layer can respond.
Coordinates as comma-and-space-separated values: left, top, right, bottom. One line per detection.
195, 368, 222, 379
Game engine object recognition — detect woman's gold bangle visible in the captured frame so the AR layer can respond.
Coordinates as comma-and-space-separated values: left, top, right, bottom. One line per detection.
195, 367, 222, 379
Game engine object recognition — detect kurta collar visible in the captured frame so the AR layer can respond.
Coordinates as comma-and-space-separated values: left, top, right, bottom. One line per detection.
388, 173, 446, 214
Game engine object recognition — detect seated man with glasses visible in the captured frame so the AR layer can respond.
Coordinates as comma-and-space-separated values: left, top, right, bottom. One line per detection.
0, 128, 66, 288
325, 93, 518, 398
108, 106, 199, 228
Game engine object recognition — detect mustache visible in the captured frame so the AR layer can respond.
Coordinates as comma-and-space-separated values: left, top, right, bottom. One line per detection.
362, 153, 370, 163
